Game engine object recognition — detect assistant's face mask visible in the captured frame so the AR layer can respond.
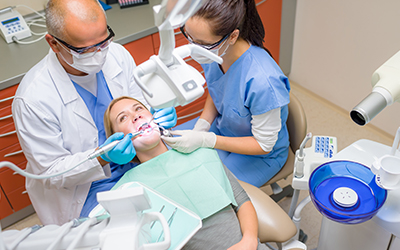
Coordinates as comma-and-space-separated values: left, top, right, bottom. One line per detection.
58, 45, 109, 75
191, 39, 230, 64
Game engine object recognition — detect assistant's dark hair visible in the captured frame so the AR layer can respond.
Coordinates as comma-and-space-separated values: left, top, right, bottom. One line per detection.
194, 0, 268, 52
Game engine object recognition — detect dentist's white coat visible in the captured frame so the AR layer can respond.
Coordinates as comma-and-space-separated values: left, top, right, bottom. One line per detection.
12, 42, 146, 225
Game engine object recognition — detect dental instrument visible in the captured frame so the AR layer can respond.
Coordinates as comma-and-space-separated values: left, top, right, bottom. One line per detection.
6, 225, 42, 250
159, 126, 172, 137
87, 130, 144, 160
0, 131, 143, 180
157, 207, 177, 242
151, 205, 165, 229
137, 113, 156, 133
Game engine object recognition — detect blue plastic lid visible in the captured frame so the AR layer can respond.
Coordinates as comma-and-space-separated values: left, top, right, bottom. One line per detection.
309, 161, 387, 224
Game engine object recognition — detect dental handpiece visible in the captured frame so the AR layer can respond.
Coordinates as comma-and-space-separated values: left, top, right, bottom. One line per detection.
87, 131, 143, 160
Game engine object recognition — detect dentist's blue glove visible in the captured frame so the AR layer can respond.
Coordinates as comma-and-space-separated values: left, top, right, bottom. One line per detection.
100, 132, 136, 164
151, 107, 177, 129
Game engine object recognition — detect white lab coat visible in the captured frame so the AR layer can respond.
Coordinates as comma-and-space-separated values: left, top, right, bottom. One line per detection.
12, 42, 147, 225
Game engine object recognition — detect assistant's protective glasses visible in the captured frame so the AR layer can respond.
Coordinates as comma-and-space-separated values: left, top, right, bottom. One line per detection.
180, 25, 231, 50
52, 25, 114, 56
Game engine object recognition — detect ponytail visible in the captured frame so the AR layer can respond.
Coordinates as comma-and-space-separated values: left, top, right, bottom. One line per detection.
193, 0, 271, 55
240, 0, 265, 48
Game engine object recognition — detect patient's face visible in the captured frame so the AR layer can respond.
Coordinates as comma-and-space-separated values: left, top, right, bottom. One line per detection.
110, 98, 161, 151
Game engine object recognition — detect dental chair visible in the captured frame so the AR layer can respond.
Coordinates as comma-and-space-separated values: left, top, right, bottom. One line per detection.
261, 93, 307, 202
238, 180, 301, 250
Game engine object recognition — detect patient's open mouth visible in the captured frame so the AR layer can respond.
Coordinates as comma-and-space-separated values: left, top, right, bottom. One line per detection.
137, 122, 153, 134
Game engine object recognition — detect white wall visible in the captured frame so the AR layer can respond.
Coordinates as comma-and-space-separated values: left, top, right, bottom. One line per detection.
289, 0, 400, 136
0, 0, 47, 16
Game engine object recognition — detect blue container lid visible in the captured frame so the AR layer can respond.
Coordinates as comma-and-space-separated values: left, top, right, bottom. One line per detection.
309, 161, 387, 224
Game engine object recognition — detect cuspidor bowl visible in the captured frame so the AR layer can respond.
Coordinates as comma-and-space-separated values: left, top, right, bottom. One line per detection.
309, 161, 387, 224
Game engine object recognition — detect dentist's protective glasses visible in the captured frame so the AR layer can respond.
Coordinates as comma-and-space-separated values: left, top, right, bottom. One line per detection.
52, 25, 114, 58
180, 25, 230, 50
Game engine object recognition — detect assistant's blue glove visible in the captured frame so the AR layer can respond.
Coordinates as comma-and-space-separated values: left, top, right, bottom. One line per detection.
151, 107, 177, 129
100, 132, 136, 164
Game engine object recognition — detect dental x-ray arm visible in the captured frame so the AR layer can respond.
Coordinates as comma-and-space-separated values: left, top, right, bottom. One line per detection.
133, 0, 223, 109
351, 50, 400, 125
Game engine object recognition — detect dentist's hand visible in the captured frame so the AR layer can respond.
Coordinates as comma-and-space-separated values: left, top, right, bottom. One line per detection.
151, 107, 177, 129
162, 130, 216, 153
100, 132, 136, 164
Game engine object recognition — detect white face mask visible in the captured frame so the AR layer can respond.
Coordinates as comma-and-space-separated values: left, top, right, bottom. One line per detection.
58, 47, 109, 74
191, 39, 230, 64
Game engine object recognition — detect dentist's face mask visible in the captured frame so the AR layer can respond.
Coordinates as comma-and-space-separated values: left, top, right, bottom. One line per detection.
53, 25, 114, 74
57, 44, 109, 74
191, 39, 230, 64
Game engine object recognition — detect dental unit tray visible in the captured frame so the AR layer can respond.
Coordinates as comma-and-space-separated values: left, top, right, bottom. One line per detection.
1, 182, 202, 250
91, 182, 202, 250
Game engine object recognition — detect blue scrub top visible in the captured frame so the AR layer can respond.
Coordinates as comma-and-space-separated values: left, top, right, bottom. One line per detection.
72, 71, 136, 217
202, 45, 291, 186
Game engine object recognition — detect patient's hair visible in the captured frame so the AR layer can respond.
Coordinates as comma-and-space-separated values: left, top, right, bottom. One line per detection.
103, 96, 148, 138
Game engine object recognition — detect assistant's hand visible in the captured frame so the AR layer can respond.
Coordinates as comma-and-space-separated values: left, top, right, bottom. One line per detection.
161, 130, 216, 153
193, 118, 211, 132
151, 107, 177, 129
100, 132, 136, 164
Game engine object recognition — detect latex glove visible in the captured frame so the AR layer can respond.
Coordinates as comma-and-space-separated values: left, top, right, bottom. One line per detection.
193, 118, 211, 132
100, 132, 136, 164
151, 107, 177, 129
162, 130, 216, 153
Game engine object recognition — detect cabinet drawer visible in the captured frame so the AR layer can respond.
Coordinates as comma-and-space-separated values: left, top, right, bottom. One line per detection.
0, 85, 18, 110
0, 144, 26, 167
123, 35, 155, 65
0, 187, 13, 219
0, 162, 26, 194
7, 186, 31, 212
0, 106, 13, 129
0, 122, 19, 150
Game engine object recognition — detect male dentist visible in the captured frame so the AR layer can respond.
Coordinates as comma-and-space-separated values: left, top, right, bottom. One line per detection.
12, 0, 177, 225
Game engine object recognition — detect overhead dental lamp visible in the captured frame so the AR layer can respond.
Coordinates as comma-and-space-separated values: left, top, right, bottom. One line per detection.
133, 0, 223, 109
351, 50, 400, 125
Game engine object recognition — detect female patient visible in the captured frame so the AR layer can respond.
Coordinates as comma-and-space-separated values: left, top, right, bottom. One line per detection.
102, 96, 268, 250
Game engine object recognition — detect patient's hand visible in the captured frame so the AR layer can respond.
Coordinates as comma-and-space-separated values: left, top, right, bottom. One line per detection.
227, 235, 258, 250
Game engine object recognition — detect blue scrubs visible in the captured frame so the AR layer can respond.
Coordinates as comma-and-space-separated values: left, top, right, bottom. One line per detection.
202, 45, 290, 187
72, 71, 136, 217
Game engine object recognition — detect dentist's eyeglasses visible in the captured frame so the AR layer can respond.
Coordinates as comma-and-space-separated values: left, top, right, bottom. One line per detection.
52, 25, 114, 58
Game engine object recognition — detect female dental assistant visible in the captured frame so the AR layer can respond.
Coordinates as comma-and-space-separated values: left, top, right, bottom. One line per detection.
163, 0, 290, 187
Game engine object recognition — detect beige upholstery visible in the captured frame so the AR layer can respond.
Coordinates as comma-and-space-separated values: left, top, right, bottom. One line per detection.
238, 180, 297, 243
263, 93, 307, 187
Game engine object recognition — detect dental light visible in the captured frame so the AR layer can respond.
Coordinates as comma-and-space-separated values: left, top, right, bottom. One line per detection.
133, 0, 223, 109
351, 50, 400, 125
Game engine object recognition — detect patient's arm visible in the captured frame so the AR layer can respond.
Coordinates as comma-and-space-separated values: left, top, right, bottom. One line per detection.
228, 200, 259, 250
222, 165, 259, 250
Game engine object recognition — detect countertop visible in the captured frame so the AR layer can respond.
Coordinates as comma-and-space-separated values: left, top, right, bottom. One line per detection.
0, 0, 161, 90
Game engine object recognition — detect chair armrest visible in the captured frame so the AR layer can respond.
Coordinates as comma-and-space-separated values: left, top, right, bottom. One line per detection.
238, 180, 297, 243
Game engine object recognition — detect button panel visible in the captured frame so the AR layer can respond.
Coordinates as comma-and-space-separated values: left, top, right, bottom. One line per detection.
315, 136, 335, 158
